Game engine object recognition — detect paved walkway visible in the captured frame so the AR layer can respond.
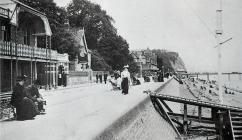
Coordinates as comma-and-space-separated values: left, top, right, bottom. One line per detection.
0, 79, 172, 140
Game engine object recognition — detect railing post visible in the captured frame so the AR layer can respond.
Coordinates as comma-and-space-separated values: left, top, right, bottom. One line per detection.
183, 104, 188, 136
218, 110, 224, 140
198, 106, 202, 122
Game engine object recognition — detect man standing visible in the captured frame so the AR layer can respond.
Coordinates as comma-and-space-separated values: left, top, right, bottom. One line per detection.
104, 72, 108, 84
10, 75, 38, 120
96, 73, 99, 83
99, 74, 103, 83
121, 65, 131, 95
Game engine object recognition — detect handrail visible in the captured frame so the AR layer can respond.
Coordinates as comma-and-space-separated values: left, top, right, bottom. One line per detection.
150, 93, 242, 111
228, 110, 235, 140
152, 97, 183, 140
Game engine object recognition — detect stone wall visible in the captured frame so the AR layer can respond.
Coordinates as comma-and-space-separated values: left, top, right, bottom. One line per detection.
68, 71, 92, 85
94, 97, 179, 140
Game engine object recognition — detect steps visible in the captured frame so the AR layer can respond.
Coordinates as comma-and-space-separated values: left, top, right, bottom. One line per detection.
230, 111, 242, 139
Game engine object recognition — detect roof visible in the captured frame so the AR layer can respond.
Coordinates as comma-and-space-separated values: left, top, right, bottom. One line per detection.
70, 28, 89, 56
0, 0, 52, 36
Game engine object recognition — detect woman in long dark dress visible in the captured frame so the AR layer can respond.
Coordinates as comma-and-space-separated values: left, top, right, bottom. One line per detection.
121, 65, 131, 95
10, 76, 38, 120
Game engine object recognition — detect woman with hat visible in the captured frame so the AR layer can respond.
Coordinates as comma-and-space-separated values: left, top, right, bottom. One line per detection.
121, 65, 131, 95
10, 75, 39, 120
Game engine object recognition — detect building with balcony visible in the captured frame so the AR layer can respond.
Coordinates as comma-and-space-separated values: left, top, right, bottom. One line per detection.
0, 0, 69, 92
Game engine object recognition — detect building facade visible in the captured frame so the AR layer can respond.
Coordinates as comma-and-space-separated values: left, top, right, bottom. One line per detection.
0, 0, 68, 93
131, 48, 158, 76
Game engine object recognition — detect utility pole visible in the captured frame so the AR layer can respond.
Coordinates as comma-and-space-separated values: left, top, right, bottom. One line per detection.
216, 0, 223, 104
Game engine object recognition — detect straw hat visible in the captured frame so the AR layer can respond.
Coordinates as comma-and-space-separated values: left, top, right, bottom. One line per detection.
123, 65, 129, 68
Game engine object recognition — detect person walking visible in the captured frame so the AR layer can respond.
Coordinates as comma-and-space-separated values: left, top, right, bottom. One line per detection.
121, 65, 131, 95
10, 75, 39, 120
104, 73, 108, 84
96, 73, 99, 83
99, 74, 103, 83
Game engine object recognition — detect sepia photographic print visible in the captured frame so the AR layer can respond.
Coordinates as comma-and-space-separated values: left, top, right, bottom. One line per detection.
0, 0, 242, 140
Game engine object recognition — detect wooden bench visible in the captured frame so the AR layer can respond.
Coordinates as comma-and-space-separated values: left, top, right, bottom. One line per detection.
0, 92, 15, 120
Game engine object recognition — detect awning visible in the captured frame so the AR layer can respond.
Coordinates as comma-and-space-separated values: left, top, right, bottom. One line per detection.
0, 0, 52, 36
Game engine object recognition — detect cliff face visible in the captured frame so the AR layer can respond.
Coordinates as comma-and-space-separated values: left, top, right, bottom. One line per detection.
152, 50, 186, 72
170, 54, 186, 71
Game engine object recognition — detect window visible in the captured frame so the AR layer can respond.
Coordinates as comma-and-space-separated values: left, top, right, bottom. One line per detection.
24, 28, 30, 45
0, 23, 7, 41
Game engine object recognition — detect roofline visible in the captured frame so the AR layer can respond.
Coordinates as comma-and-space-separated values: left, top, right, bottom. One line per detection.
11, 0, 46, 16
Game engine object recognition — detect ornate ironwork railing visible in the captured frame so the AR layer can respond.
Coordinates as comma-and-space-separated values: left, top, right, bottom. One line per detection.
0, 41, 60, 60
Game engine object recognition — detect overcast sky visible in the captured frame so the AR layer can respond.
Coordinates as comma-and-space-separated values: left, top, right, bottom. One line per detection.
54, 0, 242, 72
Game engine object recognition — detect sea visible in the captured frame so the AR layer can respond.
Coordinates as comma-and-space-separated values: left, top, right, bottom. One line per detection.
197, 73, 242, 91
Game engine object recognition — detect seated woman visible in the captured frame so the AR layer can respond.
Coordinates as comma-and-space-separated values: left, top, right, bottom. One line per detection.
10, 75, 39, 120
109, 76, 120, 90
26, 80, 45, 112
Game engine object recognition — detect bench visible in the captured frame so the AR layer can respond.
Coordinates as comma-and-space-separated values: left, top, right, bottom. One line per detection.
0, 92, 15, 120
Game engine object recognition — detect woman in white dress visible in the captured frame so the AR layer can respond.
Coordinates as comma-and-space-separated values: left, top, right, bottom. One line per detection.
121, 65, 131, 95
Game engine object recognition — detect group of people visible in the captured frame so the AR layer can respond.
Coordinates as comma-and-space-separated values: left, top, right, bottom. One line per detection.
96, 73, 108, 84
109, 65, 131, 95
10, 75, 45, 120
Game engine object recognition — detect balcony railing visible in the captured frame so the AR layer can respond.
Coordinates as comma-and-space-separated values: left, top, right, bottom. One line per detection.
0, 7, 10, 18
0, 41, 65, 61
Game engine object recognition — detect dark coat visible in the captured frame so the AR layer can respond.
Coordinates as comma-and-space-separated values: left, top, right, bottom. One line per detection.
10, 83, 27, 107
10, 83, 38, 120
26, 85, 42, 102
104, 74, 108, 81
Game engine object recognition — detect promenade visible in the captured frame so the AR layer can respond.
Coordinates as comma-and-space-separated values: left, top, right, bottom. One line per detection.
0, 78, 178, 140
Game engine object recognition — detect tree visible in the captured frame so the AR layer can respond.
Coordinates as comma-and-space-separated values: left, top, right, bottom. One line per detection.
91, 50, 111, 71
67, 0, 138, 72
67, 0, 117, 50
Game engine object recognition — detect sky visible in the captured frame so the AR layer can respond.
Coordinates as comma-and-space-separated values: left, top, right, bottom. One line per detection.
54, 0, 242, 73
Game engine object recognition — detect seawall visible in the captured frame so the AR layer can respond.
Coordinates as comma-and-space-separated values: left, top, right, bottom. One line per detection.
94, 78, 179, 140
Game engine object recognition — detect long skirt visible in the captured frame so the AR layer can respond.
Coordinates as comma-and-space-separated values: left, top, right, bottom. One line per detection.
16, 98, 38, 120
121, 78, 129, 94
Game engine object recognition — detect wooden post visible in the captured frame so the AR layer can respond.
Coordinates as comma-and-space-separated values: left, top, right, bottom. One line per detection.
212, 108, 222, 139
198, 106, 202, 122
10, 59, 13, 90
160, 99, 173, 113
49, 36, 51, 88
45, 35, 48, 90
183, 104, 188, 136
218, 110, 224, 140
34, 36, 37, 81
30, 60, 33, 84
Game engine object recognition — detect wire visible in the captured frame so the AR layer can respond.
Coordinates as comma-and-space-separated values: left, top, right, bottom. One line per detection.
183, 0, 216, 38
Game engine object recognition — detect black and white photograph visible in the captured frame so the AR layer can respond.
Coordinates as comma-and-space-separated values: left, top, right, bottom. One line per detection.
0, 0, 242, 140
